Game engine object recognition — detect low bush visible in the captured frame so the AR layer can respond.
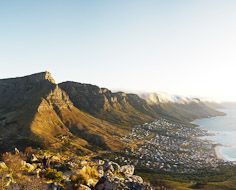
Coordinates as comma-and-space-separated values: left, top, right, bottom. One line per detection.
45, 168, 64, 181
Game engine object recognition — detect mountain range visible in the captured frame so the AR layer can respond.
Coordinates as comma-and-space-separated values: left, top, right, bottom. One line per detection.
0, 72, 224, 153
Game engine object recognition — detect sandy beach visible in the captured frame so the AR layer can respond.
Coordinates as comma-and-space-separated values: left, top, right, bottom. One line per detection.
214, 144, 226, 160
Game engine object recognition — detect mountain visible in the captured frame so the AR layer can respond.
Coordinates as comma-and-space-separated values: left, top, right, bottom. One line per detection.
0, 72, 126, 152
0, 72, 223, 153
140, 92, 224, 121
59, 82, 224, 124
203, 101, 225, 109
59, 82, 158, 127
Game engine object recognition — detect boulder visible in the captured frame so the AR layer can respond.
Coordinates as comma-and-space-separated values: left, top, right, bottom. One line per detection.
94, 174, 149, 190
126, 175, 143, 184
31, 154, 39, 162
86, 178, 96, 187
78, 184, 91, 190
119, 165, 135, 176
126, 182, 148, 190
49, 182, 64, 190
97, 160, 105, 165
110, 162, 120, 172
104, 169, 113, 178
94, 177, 115, 190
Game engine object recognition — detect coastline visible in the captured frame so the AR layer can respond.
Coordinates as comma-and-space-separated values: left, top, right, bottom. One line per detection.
192, 110, 236, 163
214, 144, 227, 161
216, 146, 236, 162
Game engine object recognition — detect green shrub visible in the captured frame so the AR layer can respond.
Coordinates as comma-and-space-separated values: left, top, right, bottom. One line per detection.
45, 168, 63, 181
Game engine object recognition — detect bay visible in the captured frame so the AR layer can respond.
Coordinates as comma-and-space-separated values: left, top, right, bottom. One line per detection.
192, 108, 236, 161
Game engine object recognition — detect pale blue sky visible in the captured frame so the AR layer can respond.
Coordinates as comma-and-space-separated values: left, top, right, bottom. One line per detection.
1, 0, 236, 101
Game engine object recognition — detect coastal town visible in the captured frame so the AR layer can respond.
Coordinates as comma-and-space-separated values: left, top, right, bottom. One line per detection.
110, 118, 232, 173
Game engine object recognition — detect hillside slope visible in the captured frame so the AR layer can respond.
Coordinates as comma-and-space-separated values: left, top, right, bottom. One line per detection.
0, 72, 224, 153
0, 72, 126, 152
140, 92, 224, 121
59, 82, 158, 126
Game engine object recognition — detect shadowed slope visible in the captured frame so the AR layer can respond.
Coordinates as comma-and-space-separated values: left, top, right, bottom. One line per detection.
59, 82, 159, 127
0, 72, 126, 152
0, 72, 58, 151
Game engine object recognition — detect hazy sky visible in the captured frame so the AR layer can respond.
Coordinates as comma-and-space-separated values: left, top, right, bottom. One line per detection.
0, 0, 236, 101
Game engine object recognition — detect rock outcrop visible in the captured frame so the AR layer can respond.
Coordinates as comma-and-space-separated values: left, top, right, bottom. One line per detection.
59, 82, 158, 127
0, 150, 153, 190
94, 160, 152, 190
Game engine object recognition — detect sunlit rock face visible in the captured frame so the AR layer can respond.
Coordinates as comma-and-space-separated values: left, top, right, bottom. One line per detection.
59, 81, 158, 126
0, 72, 126, 152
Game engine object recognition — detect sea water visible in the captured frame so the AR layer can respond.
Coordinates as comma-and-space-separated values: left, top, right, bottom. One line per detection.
192, 108, 236, 161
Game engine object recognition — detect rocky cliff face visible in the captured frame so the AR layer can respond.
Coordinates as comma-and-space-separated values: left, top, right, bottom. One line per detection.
59, 82, 223, 125
0, 72, 126, 152
59, 82, 158, 127
0, 72, 57, 151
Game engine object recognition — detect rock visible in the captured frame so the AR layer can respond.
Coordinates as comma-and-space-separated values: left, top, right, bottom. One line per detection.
31, 154, 38, 162
35, 168, 41, 178
104, 169, 113, 178
110, 162, 120, 172
103, 161, 115, 177
126, 175, 143, 184
113, 176, 125, 183
14, 148, 20, 154
49, 182, 64, 190
119, 165, 135, 176
0, 162, 8, 170
86, 178, 95, 187
21, 161, 36, 172
94, 176, 114, 190
78, 184, 91, 190
107, 164, 114, 172
97, 160, 105, 165
97, 165, 104, 177
25, 163, 36, 172
126, 182, 148, 190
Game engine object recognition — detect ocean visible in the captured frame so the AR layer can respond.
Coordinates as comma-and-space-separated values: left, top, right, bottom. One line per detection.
192, 108, 236, 161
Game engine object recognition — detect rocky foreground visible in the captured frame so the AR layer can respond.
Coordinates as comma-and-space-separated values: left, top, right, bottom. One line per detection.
0, 148, 153, 190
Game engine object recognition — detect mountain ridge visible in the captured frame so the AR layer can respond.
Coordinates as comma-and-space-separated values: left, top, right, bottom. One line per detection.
0, 71, 224, 153
0, 72, 126, 152
140, 92, 225, 121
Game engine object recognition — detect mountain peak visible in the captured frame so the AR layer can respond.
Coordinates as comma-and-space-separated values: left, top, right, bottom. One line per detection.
29, 71, 56, 84
0, 71, 56, 87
